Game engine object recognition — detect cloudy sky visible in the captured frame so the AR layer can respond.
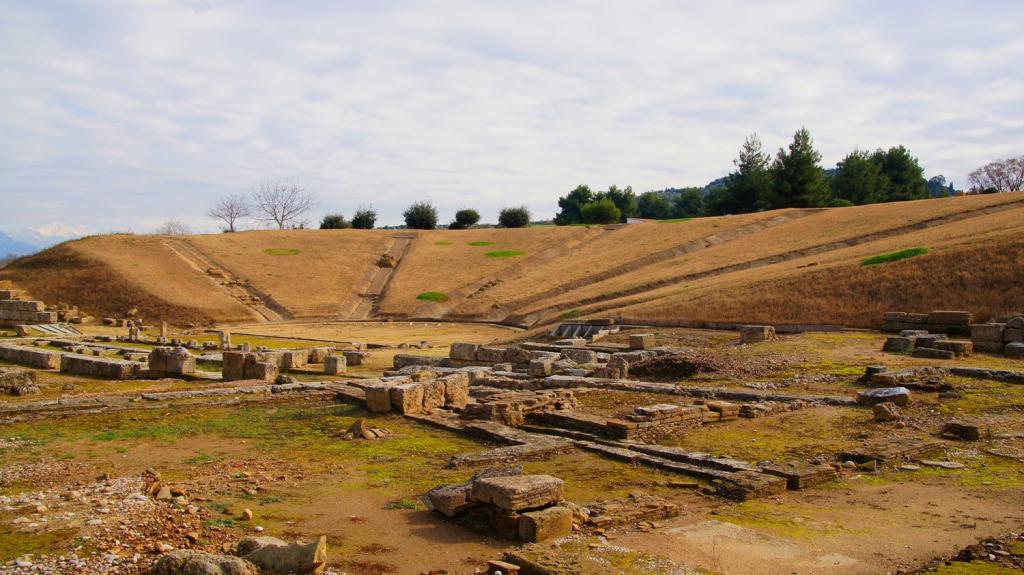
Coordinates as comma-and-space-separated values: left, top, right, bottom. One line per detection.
2, 1, 1022, 239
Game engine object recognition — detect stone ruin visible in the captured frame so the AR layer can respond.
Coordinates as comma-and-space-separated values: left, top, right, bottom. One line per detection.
971, 315, 1024, 358
738, 324, 777, 344
425, 468, 573, 543
882, 310, 974, 336
0, 367, 40, 396
148, 346, 197, 378
883, 331, 973, 360
0, 287, 90, 328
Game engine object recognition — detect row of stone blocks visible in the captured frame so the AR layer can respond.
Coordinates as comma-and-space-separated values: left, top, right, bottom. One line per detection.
425, 472, 572, 543
971, 317, 1024, 358
0, 343, 143, 379
883, 332, 973, 359
364, 373, 470, 414
882, 310, 974, 335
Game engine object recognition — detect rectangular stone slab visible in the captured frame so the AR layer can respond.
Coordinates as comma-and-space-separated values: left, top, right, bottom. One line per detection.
470, 474, 564, 512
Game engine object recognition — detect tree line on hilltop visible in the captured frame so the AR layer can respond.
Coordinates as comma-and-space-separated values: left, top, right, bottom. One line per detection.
186, 133, 1022, 235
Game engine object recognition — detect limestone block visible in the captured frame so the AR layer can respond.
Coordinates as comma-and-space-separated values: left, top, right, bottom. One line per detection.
476, 347, 507, 363
857, 386, 911, 407
449, 342, 479, 361
504, 346, 533, 364
222, 351, 250, 381
324, 355, 346, 375
882, 336, 913, 353
470, 474, 564, 512
1005, 343, 1024, 359
425, 482, 472, 517
562, 348, 597, 364
166, 346, 195, 375
518, 505, 573, 542
629, 333, 655, 350
308, 347, 333, 364
281, 349, 307, 369
342, 350, 368, 366
422, 379, 446, 410
390, 383, 425, 414
529, 358, 554, 377
933, 340, 973, 357
911, 347, 955, 360
364, 383, 394, 413
442, 373, 470, 408
738, 325, 776, 344
245, 361, 278, 382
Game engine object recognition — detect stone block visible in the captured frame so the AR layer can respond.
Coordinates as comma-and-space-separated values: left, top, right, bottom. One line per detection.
912, 334, 947, 348
245, 361, 278, 382
393, 354, 441, 369
390, 383, 425, 414
942, 420, 987, 441
476, 347, 507, 363
0, 367, 39, 396
324, 355, 346, 375
364, 383, 394, 413
529, 358, 554, 377
1004, 328, 1024, 343
932, 340, 973, 357
450, 342, 480, 361
166, 346, 195, 375
554, 338, 587, 347
0, 344, 61, 370
738, 325, 776, 344
882, 336, 913, 353
281, 349, 307, 369
911, 347, 955, 360
1005, 343, 1024, 359
872, 401, 901, 422
470, 475, 564, 512
222, 351, 249, 381
562, 348, 597, 364
442, 373, 470, 408
422, 379, 446, 410
857, 386, 911, 407
518, 505, 573, 542
971, 323, 1005, 342
308, 347, 333, 364
503, 346, 533, 364
425, 482, 472, 517
629, 333, 655, 350
592, 366, 620, 379
1005, 316, 1024, 329
342, 350, 369, 366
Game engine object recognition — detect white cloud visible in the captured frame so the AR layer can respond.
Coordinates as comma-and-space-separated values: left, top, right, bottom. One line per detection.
0, 0, 1022, 232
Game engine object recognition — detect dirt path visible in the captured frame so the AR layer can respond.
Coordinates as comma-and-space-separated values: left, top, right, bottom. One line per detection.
620, 481, 1024, 575
509, 197, 1024, 327
339, 234, 416, 320
162, 239, 293, 322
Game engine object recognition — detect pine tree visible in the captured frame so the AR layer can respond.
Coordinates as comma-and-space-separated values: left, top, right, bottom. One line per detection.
771, 128, 831, 208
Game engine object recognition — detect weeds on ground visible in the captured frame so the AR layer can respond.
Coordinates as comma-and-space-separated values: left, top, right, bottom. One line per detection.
861, 246, 928, 266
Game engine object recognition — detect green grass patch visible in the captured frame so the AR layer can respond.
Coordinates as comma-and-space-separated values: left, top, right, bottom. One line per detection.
655, 217, 691, 224
468, 241, 495, 247
434, 240, 453, 246
263, 248, 301, 256
416, 291, 449, 302
484, 250, 524, 258
560, 309, 581, 319
861, 246, 928, 266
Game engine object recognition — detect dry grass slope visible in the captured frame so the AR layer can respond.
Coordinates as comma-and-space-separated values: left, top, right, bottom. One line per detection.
2, 193, 1023, 329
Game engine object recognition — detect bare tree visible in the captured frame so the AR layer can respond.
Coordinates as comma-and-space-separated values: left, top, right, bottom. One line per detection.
968, 155, 1024, 193
155, 220, 192, 236
251, 181, 317, 229
207, 194, 252, 232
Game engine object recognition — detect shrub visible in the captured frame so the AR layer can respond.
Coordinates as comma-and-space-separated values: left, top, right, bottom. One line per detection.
484, 250, 524, 258
416, 291, 449, 302
449, 209, 481, 230
861, 247, 929, 266
351, 207, 377, 229
498, 206, 531, 228
319, 213, 350, 229
580, 198, 621, 224
826, 198, 855, 208
403, 202, 438, 230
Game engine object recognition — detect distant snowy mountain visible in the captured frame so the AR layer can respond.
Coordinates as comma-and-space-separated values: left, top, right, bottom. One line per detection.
0, 230, 37, 257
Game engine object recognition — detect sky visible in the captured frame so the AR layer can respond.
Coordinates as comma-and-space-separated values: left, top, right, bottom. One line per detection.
1, 0, 1022, 240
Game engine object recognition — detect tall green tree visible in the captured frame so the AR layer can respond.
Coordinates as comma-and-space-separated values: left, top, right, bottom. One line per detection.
872, 146, 926, 202
637, 191, 674, 219
832, 150, 885, 205
602, 185, 637, 222
770, 128, 831, 208
580, 198, 621, 224
554, 185, 594, 225
672, 187, 704, 218
720, 133, 773, 214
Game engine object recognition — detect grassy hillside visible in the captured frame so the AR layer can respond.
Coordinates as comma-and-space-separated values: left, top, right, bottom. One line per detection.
3, 193, 1023, 328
